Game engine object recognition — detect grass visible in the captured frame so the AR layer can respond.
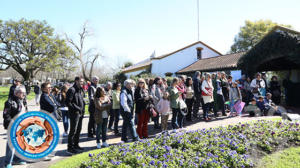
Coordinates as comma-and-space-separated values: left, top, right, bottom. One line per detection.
0, 86, 35, 111
50, 148, 111, 168
257, 147, 300, 168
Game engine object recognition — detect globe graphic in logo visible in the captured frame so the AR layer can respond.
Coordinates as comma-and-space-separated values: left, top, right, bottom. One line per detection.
23, 124, 46, 147
8, 111, 60, 161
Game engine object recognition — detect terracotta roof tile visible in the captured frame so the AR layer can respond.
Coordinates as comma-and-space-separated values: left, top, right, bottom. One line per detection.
177, 52, 244, 73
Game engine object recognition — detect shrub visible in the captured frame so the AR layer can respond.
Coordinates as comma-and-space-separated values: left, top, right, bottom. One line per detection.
80, 120, 300, 168
165, 72, 173, 77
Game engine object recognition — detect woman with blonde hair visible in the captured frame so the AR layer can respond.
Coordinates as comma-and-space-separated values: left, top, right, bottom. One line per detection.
134, 78, 153, 138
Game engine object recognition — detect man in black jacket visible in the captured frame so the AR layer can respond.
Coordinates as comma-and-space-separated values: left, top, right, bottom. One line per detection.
66, 77, 86, 155
3, 86, 27, 167
87, 76, 98, 138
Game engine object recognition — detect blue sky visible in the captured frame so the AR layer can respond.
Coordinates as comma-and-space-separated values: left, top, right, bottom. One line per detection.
1, 0, 300, 67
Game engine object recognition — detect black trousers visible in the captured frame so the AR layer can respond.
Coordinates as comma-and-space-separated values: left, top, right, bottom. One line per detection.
217, 94, 226, 115
108, 109, 115, 129
68, 112, 83, 149
186, 98, 194, 120
193, 94, 202, 118
88, 108, 96, 135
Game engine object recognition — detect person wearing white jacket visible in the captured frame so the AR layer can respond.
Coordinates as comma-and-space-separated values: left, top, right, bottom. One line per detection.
201, 73, 214, 121
250, 73, 266, 97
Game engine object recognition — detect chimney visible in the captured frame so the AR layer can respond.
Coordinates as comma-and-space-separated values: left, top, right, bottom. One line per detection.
196, 47, 203, 59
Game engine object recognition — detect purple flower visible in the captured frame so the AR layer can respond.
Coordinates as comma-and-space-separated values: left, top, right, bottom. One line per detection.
150, 160, 155, 165
88, 153, 93, 157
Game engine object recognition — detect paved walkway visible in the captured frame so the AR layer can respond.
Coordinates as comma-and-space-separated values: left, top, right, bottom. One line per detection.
0, 99, 280, 168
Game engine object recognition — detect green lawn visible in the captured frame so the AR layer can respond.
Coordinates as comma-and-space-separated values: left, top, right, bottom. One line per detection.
50, 148, 111, 168
258, 147, 300, 168
0, 86, 35, 111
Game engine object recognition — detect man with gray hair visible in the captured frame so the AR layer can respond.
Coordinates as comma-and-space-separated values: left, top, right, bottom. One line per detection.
87, 76, 99, 138
120, 79, 139, 142
3, 86, 27, 167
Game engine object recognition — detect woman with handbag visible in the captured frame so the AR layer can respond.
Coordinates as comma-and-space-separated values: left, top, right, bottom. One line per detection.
94, 87, 111, 149
169, 78, 184, 129
201, 73, 214, 121
134, 79, 152, 139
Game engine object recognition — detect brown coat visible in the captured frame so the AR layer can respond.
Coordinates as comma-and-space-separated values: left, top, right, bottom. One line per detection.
94, 97, 112, 124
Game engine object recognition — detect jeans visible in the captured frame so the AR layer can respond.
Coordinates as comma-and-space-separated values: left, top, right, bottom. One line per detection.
4, 142, 23, 166
88, 108, 96, 136
113, 109, 120, 133
61, 110, 69, 133
35, 94, 40, 104
96, 118, 108, 143
120, 110, 138, 142
136, 109, 150, 138
185, 98, 194, 120
171, 108, 184, 129
68, 112, 83, 149
108, 109, 114, 129
203, 102, 213, 119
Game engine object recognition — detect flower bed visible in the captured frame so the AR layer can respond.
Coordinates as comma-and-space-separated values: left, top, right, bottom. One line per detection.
81, 120, 300, 168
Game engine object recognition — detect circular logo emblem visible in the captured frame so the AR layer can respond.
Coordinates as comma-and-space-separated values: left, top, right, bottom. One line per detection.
7, 111, 60, 161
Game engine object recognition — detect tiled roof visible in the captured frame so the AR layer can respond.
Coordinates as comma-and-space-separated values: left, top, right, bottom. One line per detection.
152, 41, 222, 60
122, 58, 152, 73
177, 52, 244, 73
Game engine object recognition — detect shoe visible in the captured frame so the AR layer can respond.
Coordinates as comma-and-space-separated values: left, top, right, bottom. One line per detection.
154, 125, 161, 129
121, 139, 128, 143
43, 156, 52, 161
108, 127, 113, 132
63, 132, 68, 137
102, 142, 109, 147
97, 143, 101, 149
66, 148, 78, 155
74, 145, 84, 151
6, 164, 13, 168
222, 113, 227, 116
133, 137, 140, 142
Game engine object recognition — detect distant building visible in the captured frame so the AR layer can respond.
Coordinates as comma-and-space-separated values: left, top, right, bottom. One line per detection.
122, 41, 222, 77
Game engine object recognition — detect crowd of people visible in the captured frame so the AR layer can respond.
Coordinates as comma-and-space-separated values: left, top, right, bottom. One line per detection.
2, 71, 284, 167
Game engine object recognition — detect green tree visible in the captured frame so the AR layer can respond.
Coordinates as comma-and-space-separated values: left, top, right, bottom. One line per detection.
0, 19, 74, 82
124, 61, 133, 68
230, 20, 291, 53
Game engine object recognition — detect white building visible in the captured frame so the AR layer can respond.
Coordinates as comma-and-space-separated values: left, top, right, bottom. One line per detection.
122, 41, 222, 77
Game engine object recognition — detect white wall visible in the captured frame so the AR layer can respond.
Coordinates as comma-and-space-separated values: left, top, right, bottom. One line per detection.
151, 43, 221, 76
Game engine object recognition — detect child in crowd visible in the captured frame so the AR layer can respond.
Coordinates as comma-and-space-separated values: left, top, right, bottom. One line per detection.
244, 98, 261, 117
229, 82, 242, 116
256, 96, 266, 115
156, 92, 171, 132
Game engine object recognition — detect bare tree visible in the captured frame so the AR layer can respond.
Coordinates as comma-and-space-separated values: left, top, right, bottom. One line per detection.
66, 22, 102, 81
